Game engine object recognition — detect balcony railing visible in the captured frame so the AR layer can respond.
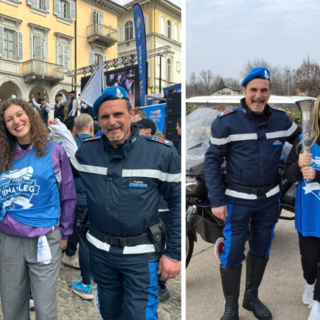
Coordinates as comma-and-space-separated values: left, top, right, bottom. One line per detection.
22, 60, 64, 83
87, 23, 117, 47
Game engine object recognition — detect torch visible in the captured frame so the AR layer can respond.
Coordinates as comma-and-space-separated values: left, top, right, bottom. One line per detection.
295, 99, 314, 154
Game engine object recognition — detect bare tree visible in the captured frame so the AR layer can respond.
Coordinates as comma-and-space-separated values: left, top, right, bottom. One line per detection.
198, 69, 215, 95
224, 77, 241, 89
189, 72, 197, 97
240, 58, 273, 79
293, 56, 320, 97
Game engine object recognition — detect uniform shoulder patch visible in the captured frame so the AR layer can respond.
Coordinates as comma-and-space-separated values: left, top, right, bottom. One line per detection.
146, 135, 173, 147
270, 105, 285, 112
219, 108, 238, 117
83, 136, 101, 143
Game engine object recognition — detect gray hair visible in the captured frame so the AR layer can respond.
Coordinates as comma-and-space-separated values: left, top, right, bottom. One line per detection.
126, 99, 132, 113
74, 114, 93, 133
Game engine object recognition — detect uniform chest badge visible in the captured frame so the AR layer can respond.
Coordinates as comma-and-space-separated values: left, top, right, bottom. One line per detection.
129, 180, 148, 189
273, 140, 282, 146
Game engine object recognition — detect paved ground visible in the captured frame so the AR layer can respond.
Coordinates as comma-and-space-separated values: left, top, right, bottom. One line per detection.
0, 261, 181, 319
186, 210, 311, 320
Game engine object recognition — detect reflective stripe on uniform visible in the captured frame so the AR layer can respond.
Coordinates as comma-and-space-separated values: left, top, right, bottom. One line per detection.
265, 123, 298, 139
266, 185, 280, 198
70, 156, 108, 175
225, 185, 280, 200
86, 232, 157, 254
122, 169, 181, 182
210, 133, 258, 146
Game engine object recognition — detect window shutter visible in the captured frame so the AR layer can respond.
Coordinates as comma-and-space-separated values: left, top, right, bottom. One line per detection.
54, 0, 60, 16
41, 36, 45, 60
98, 12, 103, 24
0, 26, 4, 57
27, 0, 34, 6
58, 43, 64, 66
33, 35, 42, 60
45, 0, 50, 12
97, 12, 103, 34
89, 52, 95, 65
69, 2, 76, 21
92, 10, 96, 24
63, 45, 69, 70
103, 55, 106, 62
16, 31, 23, 61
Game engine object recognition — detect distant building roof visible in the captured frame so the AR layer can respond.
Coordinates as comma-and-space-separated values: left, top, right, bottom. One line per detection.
124, 0, 180, 10
210, 86, 242, 95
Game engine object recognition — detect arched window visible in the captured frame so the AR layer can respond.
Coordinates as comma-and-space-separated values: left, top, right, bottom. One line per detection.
125, 21, 133, 40
167, 20, 171, 39
166, 59, 171, 81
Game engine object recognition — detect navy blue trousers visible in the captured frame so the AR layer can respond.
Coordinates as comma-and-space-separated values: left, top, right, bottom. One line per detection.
87, 241, 161, 320
221, 198, 280, 269
65, 205, 91, 284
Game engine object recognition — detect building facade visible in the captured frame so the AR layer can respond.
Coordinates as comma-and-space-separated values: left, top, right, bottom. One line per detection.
0, 0, 126, 104
118, 0, 181, 94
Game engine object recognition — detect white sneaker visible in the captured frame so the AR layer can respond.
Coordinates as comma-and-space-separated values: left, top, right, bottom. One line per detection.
303, 283, 315, 305
308, 301, 320, 320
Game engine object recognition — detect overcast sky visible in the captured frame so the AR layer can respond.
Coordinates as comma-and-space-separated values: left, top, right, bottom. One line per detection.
113, 0, 181, 7
186, 0, 320, 81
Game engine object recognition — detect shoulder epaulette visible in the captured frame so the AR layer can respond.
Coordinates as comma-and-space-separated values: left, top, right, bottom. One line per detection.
219, 108, 238, 117
270, 105, 285, 112
83, 136, 101, 143
146, 135, 173, 147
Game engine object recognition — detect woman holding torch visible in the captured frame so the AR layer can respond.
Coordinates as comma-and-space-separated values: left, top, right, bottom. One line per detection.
285, 96, 320, 320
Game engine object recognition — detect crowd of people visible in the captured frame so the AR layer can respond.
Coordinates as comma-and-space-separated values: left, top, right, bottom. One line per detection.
0, 86, 181, 320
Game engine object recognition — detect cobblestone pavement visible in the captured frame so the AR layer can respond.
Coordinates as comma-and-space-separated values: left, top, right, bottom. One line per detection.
0, 263, 181, 320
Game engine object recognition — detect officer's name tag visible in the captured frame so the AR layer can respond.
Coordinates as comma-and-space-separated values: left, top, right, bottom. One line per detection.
273, 140, 282, 146
129, 180, 148, 189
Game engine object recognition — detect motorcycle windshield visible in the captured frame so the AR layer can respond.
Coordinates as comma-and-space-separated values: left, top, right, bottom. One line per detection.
186, 108, 220, 175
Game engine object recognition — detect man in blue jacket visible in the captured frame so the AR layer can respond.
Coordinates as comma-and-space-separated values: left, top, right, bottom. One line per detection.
204, 67, 301, 320
70, 87, 181, 320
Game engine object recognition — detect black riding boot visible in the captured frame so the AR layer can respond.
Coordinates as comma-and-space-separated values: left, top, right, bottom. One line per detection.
242, 253, 272, 320
220, 265, 242, 320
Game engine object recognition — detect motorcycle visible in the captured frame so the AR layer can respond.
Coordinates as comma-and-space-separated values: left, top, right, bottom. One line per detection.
186, 107, 298, 267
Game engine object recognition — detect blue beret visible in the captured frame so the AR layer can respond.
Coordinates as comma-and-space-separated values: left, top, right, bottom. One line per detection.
242, 67, 271, 86
92, 86, 129, 115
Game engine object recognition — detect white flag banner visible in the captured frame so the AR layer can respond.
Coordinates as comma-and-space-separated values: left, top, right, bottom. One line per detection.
80, 63, 106, 107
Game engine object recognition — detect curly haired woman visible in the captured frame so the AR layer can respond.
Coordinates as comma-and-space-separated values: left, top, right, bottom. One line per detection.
285, 96, 320, 320
0, 98, 76, 320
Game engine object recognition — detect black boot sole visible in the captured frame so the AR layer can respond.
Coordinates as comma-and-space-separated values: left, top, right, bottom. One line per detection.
220, 315, 239, 320
242, 302, 272, 320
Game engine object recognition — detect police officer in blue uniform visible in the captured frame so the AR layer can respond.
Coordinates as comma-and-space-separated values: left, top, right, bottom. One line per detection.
70, 86, 181, 320
204, 67, 301, 320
